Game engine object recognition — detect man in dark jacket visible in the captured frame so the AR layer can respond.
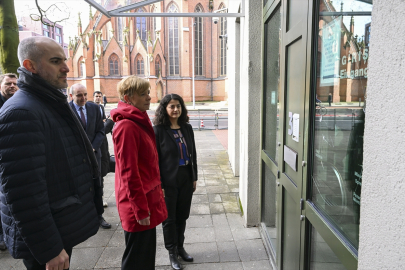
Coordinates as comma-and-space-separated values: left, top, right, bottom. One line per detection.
0, 73, 19, 251
0, 36, 100, 270
0, 73, 18, 108
69, 84, 111, 229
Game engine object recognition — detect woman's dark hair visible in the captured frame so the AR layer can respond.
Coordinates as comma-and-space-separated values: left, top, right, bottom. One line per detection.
153, 94, 189, 126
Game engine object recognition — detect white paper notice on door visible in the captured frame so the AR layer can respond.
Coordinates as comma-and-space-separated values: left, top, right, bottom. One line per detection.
292, 113, 299, 142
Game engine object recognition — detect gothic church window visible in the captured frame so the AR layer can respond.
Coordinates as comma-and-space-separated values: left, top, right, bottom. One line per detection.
109, 54, 119, 76
155, 55, 161, 77
168, 4, 179, 75
136, 55, 144, 76
194, 5, 203, 76
136, 8, 147, 47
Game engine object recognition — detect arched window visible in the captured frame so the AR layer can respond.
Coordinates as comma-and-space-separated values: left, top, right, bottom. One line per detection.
117, 17, 123, 42
194, 5, 203, 76
109, 54, 119, 76
219, 4, 227, 76
155, 55, 161, 77
136, 54, 144, 76
136, 8, 147, 46
168, 4, 179, 75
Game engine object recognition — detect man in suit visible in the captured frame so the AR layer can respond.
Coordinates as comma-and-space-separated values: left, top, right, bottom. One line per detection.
93, 91, 106, 119
69, 83, 111, 229
0, 73, 19, 251
93, 90, 109, 207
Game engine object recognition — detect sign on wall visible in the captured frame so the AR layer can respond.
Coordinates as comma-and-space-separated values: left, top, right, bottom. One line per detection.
320, 17, 342, 86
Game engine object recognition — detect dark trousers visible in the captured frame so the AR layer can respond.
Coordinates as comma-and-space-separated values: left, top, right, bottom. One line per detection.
162, 165, 194, 251
23, 247, 73, 270
122, 228, 156, 270
94, 153, 104, 216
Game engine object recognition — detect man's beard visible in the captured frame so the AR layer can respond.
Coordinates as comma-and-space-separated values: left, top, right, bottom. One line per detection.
37, 66, 68, 89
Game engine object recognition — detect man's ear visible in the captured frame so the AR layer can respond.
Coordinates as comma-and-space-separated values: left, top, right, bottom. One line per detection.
22, 59, 37, 73
123, 95, 130, 103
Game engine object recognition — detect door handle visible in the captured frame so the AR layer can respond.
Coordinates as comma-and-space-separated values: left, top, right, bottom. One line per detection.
300, 215, 305, 221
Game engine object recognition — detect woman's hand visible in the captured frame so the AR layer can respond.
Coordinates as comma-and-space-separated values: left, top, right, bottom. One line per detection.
137, 216, 150, 226
193, 181, 197, 192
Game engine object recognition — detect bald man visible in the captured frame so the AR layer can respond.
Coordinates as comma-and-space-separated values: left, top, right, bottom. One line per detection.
69, 83, 111, 229
0, 36, 100, 270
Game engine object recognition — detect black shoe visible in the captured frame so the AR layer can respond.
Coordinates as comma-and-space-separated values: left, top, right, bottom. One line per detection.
169, 249, 183, 270
99, 216, 111, 229
178, 247, 193, 262
0, 240, 6, 251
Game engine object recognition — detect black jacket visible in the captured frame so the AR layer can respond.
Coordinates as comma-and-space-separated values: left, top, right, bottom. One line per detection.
0, 69, 99, 264
153, 124, 197, 188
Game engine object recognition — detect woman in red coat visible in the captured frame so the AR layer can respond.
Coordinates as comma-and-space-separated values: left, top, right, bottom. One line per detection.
111, 75, 167, 270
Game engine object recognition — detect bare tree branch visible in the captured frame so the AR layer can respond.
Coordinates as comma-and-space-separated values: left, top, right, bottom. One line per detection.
30, 0, 70, 27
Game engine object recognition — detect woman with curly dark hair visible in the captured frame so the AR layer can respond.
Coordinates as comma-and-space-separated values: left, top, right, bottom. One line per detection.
153, 94, 197, 270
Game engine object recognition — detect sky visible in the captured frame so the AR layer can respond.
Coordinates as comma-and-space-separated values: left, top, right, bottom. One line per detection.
14, 0, 92, 43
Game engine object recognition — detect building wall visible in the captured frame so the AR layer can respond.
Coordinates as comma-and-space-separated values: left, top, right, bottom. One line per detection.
358, 1, 405, 268
235, 0, 262, 226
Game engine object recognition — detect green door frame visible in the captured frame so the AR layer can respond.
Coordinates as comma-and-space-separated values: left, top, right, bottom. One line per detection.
260, 0, 359, 269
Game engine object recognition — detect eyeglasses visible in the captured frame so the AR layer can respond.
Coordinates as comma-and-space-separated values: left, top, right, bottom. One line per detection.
167, 104, 181, 110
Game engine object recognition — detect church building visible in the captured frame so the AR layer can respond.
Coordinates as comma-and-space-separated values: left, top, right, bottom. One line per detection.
66, 0, 229, 103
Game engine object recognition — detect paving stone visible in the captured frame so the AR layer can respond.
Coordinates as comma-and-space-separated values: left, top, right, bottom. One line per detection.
185, 262, 244, 270
190, 203, 210, 215
217, 241, 240, 262
225, 178, 240, 185
210, 203, 225, 214
194, 186, 207, 195
187, 215, 213, 228
205, 178, 227, 186
196, 179, 206, 187
235, 239, 268, 262
242, 260, 273, 269
192, 194, 209, 204
95, 246, 125, 268
13, 260, 26, 270
213, 214, 234, 242
182, 242, 219, 264
75, 230, 114, 248
155, 246, 170, 266
102, 205, 119, 217
107, 230, 125, 247
0, 254, 19, 269
184, 227, 216, 243
157, 227, 165, 246
70, 247, 104, 269
224, 200, 241, 213
229, 185, 240, 193
231, 228, 261, 241
208, 193, 222, 203
206, 185, 231, 194
226, 213, 245, 230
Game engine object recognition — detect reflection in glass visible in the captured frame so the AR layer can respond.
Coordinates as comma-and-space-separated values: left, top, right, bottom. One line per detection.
261, 162, 278, 255
263, 7, 281, 164
311, 0, 371, 249
310, 225, 346, 270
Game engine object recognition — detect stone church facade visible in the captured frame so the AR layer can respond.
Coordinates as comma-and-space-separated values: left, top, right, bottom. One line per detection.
66, 0, 229, 103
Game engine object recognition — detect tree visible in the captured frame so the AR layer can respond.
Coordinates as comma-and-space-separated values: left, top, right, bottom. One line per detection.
0, 0, 19, 74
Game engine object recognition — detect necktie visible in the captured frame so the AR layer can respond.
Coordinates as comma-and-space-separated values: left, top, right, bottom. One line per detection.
79, 107, 86, 129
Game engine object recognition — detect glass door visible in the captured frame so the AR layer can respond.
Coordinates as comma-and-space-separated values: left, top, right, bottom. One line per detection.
261, 0, 282, 262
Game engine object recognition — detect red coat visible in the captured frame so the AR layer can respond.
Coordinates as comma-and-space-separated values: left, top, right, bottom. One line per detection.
111, 102, 167, 232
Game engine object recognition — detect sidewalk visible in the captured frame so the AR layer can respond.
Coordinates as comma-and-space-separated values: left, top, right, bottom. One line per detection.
0, 130, 272, 270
